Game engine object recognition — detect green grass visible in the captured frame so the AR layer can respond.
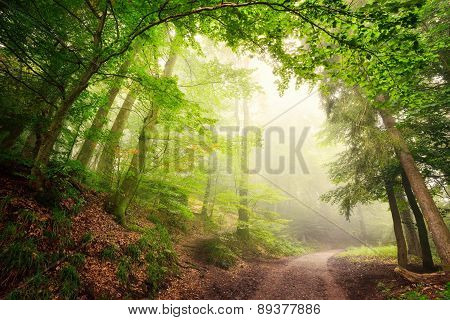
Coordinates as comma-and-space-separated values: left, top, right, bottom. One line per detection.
117, 257, 131, 285
338, 245, 397, 262
59, 264, 80, 299
100, 244, 119, 261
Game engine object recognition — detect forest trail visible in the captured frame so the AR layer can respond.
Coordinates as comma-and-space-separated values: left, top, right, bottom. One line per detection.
252, 250, 346, 299
159, 248, 349, 300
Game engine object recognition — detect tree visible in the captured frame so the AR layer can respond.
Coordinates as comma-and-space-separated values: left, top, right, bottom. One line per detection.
385, 179, 408, 268
109, 51, 178, 223
401, 169, 435, 271
76, 57, 133, 167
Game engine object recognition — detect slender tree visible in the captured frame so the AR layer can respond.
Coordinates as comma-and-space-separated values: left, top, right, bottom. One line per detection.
237, 98, 250, 239
385, 180, 408, 268
395, 187, 421, 257
401, 170, 435, 271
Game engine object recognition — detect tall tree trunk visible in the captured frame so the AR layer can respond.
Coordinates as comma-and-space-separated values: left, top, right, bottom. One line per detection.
96, 90, 136, 183
31, 58, 101, 190
76, 59, 132, 167
395, 187, 422, 257
380, 110, 450, 268
109, 53, 177, 224
401, 169, 435, 271
385, 180, 408, 268
237, 99, 250, 239
200, 153, 215, 219
200, 170, 213, 219
209, 172, 219, 217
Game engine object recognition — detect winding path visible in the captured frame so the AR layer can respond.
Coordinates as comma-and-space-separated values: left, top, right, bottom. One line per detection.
252, 250, 346, 299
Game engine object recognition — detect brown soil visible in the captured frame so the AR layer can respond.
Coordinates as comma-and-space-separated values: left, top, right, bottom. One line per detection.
328, 256, 408, 299
159, 249, 348, 300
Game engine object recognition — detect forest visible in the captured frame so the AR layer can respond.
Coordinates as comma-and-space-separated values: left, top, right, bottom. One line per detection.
0, 0, 449, 300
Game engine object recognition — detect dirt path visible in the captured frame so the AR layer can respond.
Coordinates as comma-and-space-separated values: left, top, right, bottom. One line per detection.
159, 249, 347, 300
252, 250, 346, 299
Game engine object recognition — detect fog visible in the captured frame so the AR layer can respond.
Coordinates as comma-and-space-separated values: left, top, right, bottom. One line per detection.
232, 54, 394, 248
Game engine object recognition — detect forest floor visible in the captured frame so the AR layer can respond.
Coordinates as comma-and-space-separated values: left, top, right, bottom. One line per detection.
0, 168, 447, 300
159, 237, 449, 300
158, 243, 399, 300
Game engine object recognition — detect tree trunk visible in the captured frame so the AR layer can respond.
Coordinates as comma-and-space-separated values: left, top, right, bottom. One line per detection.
76, 59, 132, 167
357, 207, 368, 242
31, 58, 100, 190
237, 99, 250, 239
109, 53, 177, 224
395, 187, 422, 257
96, 90, 136, 183
0, 124, 25, 150
200, 153, 215, 219
385, 180, 408, 268
380, 110, 450, 268
401, 169, 435, 271
109, 105, 159, 224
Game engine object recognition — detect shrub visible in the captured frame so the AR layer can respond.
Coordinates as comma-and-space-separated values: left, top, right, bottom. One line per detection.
201, 238, 237, 269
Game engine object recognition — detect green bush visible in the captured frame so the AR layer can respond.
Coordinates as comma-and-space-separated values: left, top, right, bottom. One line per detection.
201, 238, 237, 269
249, 228, 307, 257
81, 231, 93, 245
401, 290, 428, 300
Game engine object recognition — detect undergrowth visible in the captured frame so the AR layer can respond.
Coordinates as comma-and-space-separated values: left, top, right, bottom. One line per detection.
200, 228, 308, 269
